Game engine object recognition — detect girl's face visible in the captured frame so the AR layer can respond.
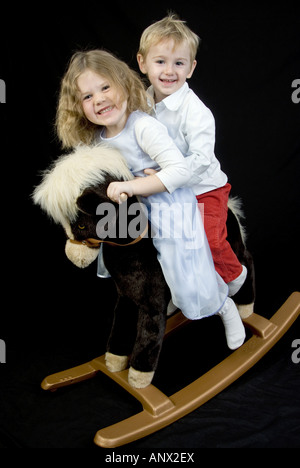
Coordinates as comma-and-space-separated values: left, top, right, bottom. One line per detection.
77, 69, 128, 137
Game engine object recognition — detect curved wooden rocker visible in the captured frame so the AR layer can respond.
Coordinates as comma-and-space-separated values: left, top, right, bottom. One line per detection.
41, 291, 299, 448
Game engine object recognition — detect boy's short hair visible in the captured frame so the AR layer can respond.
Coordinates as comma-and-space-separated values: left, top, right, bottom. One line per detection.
138, 14, 200, 63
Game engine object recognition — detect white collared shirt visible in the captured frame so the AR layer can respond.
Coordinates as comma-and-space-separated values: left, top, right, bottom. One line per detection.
148, 83, 227, 195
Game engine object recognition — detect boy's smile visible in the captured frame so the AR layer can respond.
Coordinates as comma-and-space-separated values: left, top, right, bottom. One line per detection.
137, 39, 196, 103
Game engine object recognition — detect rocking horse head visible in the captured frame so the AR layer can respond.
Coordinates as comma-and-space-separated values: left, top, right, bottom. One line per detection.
33, 144, 136, 268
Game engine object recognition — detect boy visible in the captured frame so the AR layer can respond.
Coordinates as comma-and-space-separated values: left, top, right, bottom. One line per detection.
137, 14, 247, 297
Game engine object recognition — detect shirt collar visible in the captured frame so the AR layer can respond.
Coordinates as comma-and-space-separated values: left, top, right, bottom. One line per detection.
148, 82, 189, 112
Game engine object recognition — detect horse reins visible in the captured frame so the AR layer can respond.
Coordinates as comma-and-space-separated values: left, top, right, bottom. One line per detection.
69, 224, 149, 249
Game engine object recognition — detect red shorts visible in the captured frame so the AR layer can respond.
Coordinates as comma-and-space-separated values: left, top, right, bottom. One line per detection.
196, 183, 242, 283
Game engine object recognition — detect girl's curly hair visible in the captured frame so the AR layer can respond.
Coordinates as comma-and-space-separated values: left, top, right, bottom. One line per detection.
56, 49, 151, 148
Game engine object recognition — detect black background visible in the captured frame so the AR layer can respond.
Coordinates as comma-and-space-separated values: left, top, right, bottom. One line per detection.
0, 0, 299, 449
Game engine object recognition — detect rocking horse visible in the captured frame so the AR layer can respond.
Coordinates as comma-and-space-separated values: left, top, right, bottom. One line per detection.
33, 144, 300, 447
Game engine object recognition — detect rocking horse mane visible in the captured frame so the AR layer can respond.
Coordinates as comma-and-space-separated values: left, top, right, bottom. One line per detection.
33, 144, 133, 227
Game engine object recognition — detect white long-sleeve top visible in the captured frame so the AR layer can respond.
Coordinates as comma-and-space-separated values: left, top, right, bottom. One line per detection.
148, 83, 227, 195
99, 111, 191, 194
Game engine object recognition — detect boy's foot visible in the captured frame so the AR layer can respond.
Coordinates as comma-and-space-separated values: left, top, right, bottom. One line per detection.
218, 297, 246, 349
228, 265, 247, 297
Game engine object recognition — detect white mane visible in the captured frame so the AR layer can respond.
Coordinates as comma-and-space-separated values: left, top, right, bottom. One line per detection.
33, 144, 133, 227
227, 196, 247, 245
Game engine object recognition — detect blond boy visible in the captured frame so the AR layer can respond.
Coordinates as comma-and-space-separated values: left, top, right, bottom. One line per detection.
137, 14, 247, 296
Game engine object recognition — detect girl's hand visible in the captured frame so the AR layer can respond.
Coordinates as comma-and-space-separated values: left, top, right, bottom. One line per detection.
144, 168, 158, 176
107, 174, 166, 202
107, 181, 133, 204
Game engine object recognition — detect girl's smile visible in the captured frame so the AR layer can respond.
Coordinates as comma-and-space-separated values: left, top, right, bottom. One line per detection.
77, 69, 128, 137
98, 105, 115, 114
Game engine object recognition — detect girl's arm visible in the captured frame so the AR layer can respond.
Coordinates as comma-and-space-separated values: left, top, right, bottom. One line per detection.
107, 116, 191, 203
107, 174, 166, 203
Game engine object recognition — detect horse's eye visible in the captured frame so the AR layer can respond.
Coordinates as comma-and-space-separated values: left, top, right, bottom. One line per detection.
78, 225, 86, 230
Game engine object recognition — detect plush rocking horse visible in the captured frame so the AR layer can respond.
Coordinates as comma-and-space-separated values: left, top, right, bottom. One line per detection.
33, 144, 299, 447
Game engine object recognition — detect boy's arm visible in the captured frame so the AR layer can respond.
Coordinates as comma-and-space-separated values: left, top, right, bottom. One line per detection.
183, 97, 219, 185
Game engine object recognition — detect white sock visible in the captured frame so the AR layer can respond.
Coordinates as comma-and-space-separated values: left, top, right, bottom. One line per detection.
228, 265, 247, 297
167, 299, 178, 316
218, 297, 246, 350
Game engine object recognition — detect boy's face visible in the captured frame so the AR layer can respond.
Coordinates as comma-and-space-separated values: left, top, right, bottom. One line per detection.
137, 39, 196, 103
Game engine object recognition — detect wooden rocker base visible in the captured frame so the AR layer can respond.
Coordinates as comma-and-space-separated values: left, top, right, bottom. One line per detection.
41, 292, 300, 448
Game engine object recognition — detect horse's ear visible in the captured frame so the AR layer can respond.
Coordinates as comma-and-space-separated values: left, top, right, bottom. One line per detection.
76, 187, 103, 215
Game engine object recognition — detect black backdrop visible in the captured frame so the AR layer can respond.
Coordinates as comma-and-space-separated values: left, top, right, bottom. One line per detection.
0, 0, 299, 450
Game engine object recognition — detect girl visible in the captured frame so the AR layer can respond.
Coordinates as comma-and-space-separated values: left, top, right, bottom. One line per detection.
56, 49, 245, 350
